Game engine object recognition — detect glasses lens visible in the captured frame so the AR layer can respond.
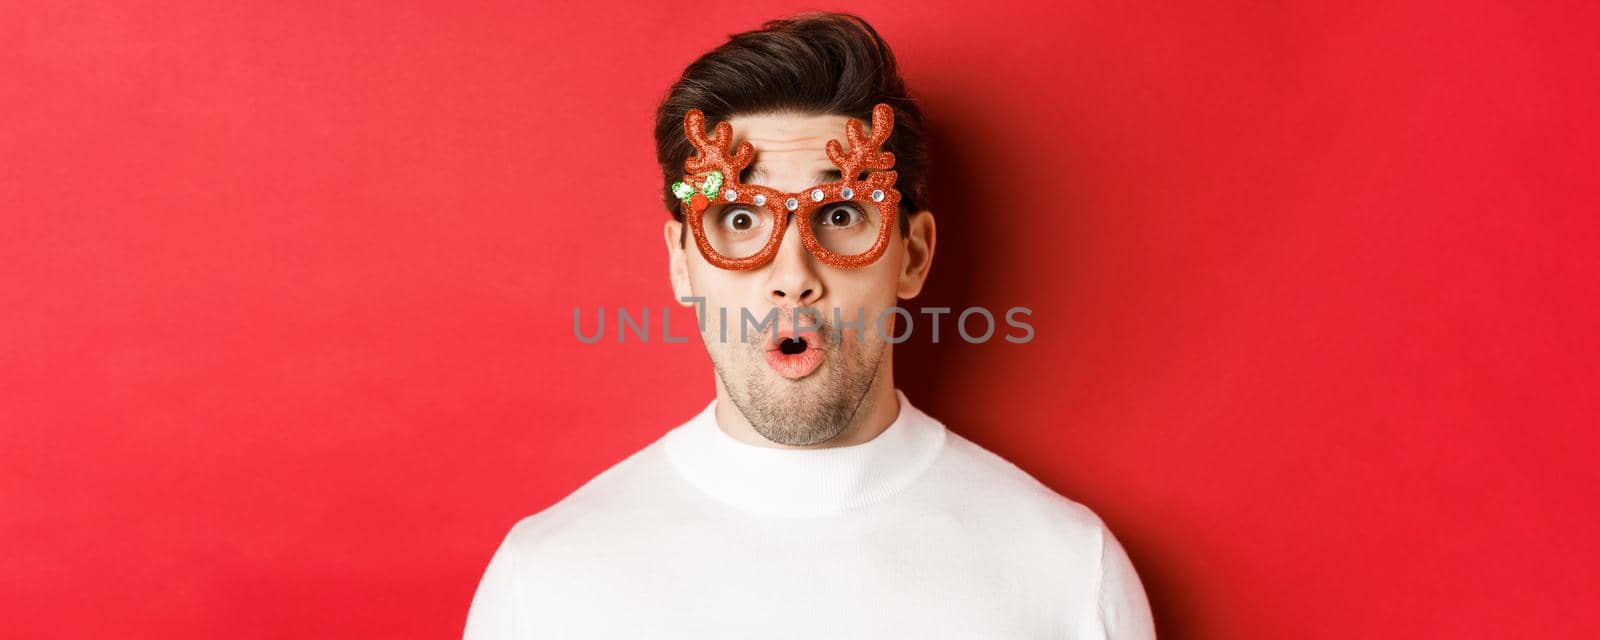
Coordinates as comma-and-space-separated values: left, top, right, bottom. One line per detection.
807, 200, 883, 257
702, 203, 777, 260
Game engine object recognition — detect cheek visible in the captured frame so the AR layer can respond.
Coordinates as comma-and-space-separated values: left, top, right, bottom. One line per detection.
827, 258, 902, 304
685, 263, 759, 341
819, 266, 903, 339
685, 255, 738, 298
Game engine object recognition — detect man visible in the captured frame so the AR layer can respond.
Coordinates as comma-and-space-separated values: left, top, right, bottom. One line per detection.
464, 12, 1156, 639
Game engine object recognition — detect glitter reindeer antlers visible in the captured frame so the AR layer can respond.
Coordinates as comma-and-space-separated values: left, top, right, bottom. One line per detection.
825, 103, 897, 184
684, 109, 754, 177
670, 110, 755, 214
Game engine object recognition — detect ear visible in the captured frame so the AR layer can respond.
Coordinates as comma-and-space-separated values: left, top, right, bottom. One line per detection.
896, 210, 936, 299
664, 219, 695, 304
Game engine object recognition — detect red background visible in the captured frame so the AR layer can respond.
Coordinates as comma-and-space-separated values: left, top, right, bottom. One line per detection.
3, 2, 1596, 637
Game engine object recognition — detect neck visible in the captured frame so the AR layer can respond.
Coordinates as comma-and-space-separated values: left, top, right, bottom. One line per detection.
711, 354, 899, 449
662, 382, 948, 517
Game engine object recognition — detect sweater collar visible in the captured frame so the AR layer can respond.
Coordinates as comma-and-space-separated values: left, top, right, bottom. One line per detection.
663, 389, 948, 517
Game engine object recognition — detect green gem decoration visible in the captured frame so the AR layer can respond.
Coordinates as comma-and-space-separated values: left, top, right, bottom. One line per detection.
701, 170, 724, 201
671, 181, 696, 201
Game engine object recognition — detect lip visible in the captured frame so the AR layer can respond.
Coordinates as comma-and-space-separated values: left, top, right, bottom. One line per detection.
764, 326, 826, 379
764, 325, 824, 351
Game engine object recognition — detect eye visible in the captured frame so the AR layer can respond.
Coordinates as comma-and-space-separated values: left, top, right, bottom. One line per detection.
720, 207, 760, 232
815, 203, 864, 228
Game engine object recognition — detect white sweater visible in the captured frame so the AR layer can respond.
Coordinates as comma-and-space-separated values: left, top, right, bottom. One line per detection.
463, 390, 1156, 639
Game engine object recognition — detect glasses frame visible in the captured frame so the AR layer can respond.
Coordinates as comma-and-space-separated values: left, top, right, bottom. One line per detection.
686, 173, 900, 271
672, 103, 902, 271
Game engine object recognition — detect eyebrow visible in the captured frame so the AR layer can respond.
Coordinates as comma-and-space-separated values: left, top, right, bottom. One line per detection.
744, 166, 844, 187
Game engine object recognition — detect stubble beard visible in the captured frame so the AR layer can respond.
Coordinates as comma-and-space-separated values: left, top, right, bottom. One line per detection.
705, 318, 886, 447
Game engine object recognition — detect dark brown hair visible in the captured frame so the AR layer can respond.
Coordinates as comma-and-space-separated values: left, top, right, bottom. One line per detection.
653, 12, 926, 236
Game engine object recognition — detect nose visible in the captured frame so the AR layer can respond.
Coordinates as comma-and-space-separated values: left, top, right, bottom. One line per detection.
765, 218, 823, 307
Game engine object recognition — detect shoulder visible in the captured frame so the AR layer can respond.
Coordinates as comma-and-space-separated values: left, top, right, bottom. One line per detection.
496, 432, 682, 553
931, 428, 1112, 545
912, 424, 1138, 624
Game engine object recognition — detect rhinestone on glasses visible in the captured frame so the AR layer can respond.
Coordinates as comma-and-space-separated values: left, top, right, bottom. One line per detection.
870, 189, 885, 202
840, 187, 853, 199
810, 189, 824, 202
753, 194, 767, 206
785, 197, 799, 211
723, 189, 737, 201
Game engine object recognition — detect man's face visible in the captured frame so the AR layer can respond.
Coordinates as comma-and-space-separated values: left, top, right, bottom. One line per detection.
665, 111, 920, 446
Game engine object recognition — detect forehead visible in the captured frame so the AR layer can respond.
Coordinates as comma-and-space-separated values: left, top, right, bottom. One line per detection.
726, 111, 853, 189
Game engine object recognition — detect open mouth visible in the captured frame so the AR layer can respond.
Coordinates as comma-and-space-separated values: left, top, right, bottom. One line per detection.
777, 337, 808, 355
765, 332, 825, 379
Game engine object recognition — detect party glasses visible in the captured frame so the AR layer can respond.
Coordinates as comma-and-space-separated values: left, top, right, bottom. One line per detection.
669, 103, 901, 270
